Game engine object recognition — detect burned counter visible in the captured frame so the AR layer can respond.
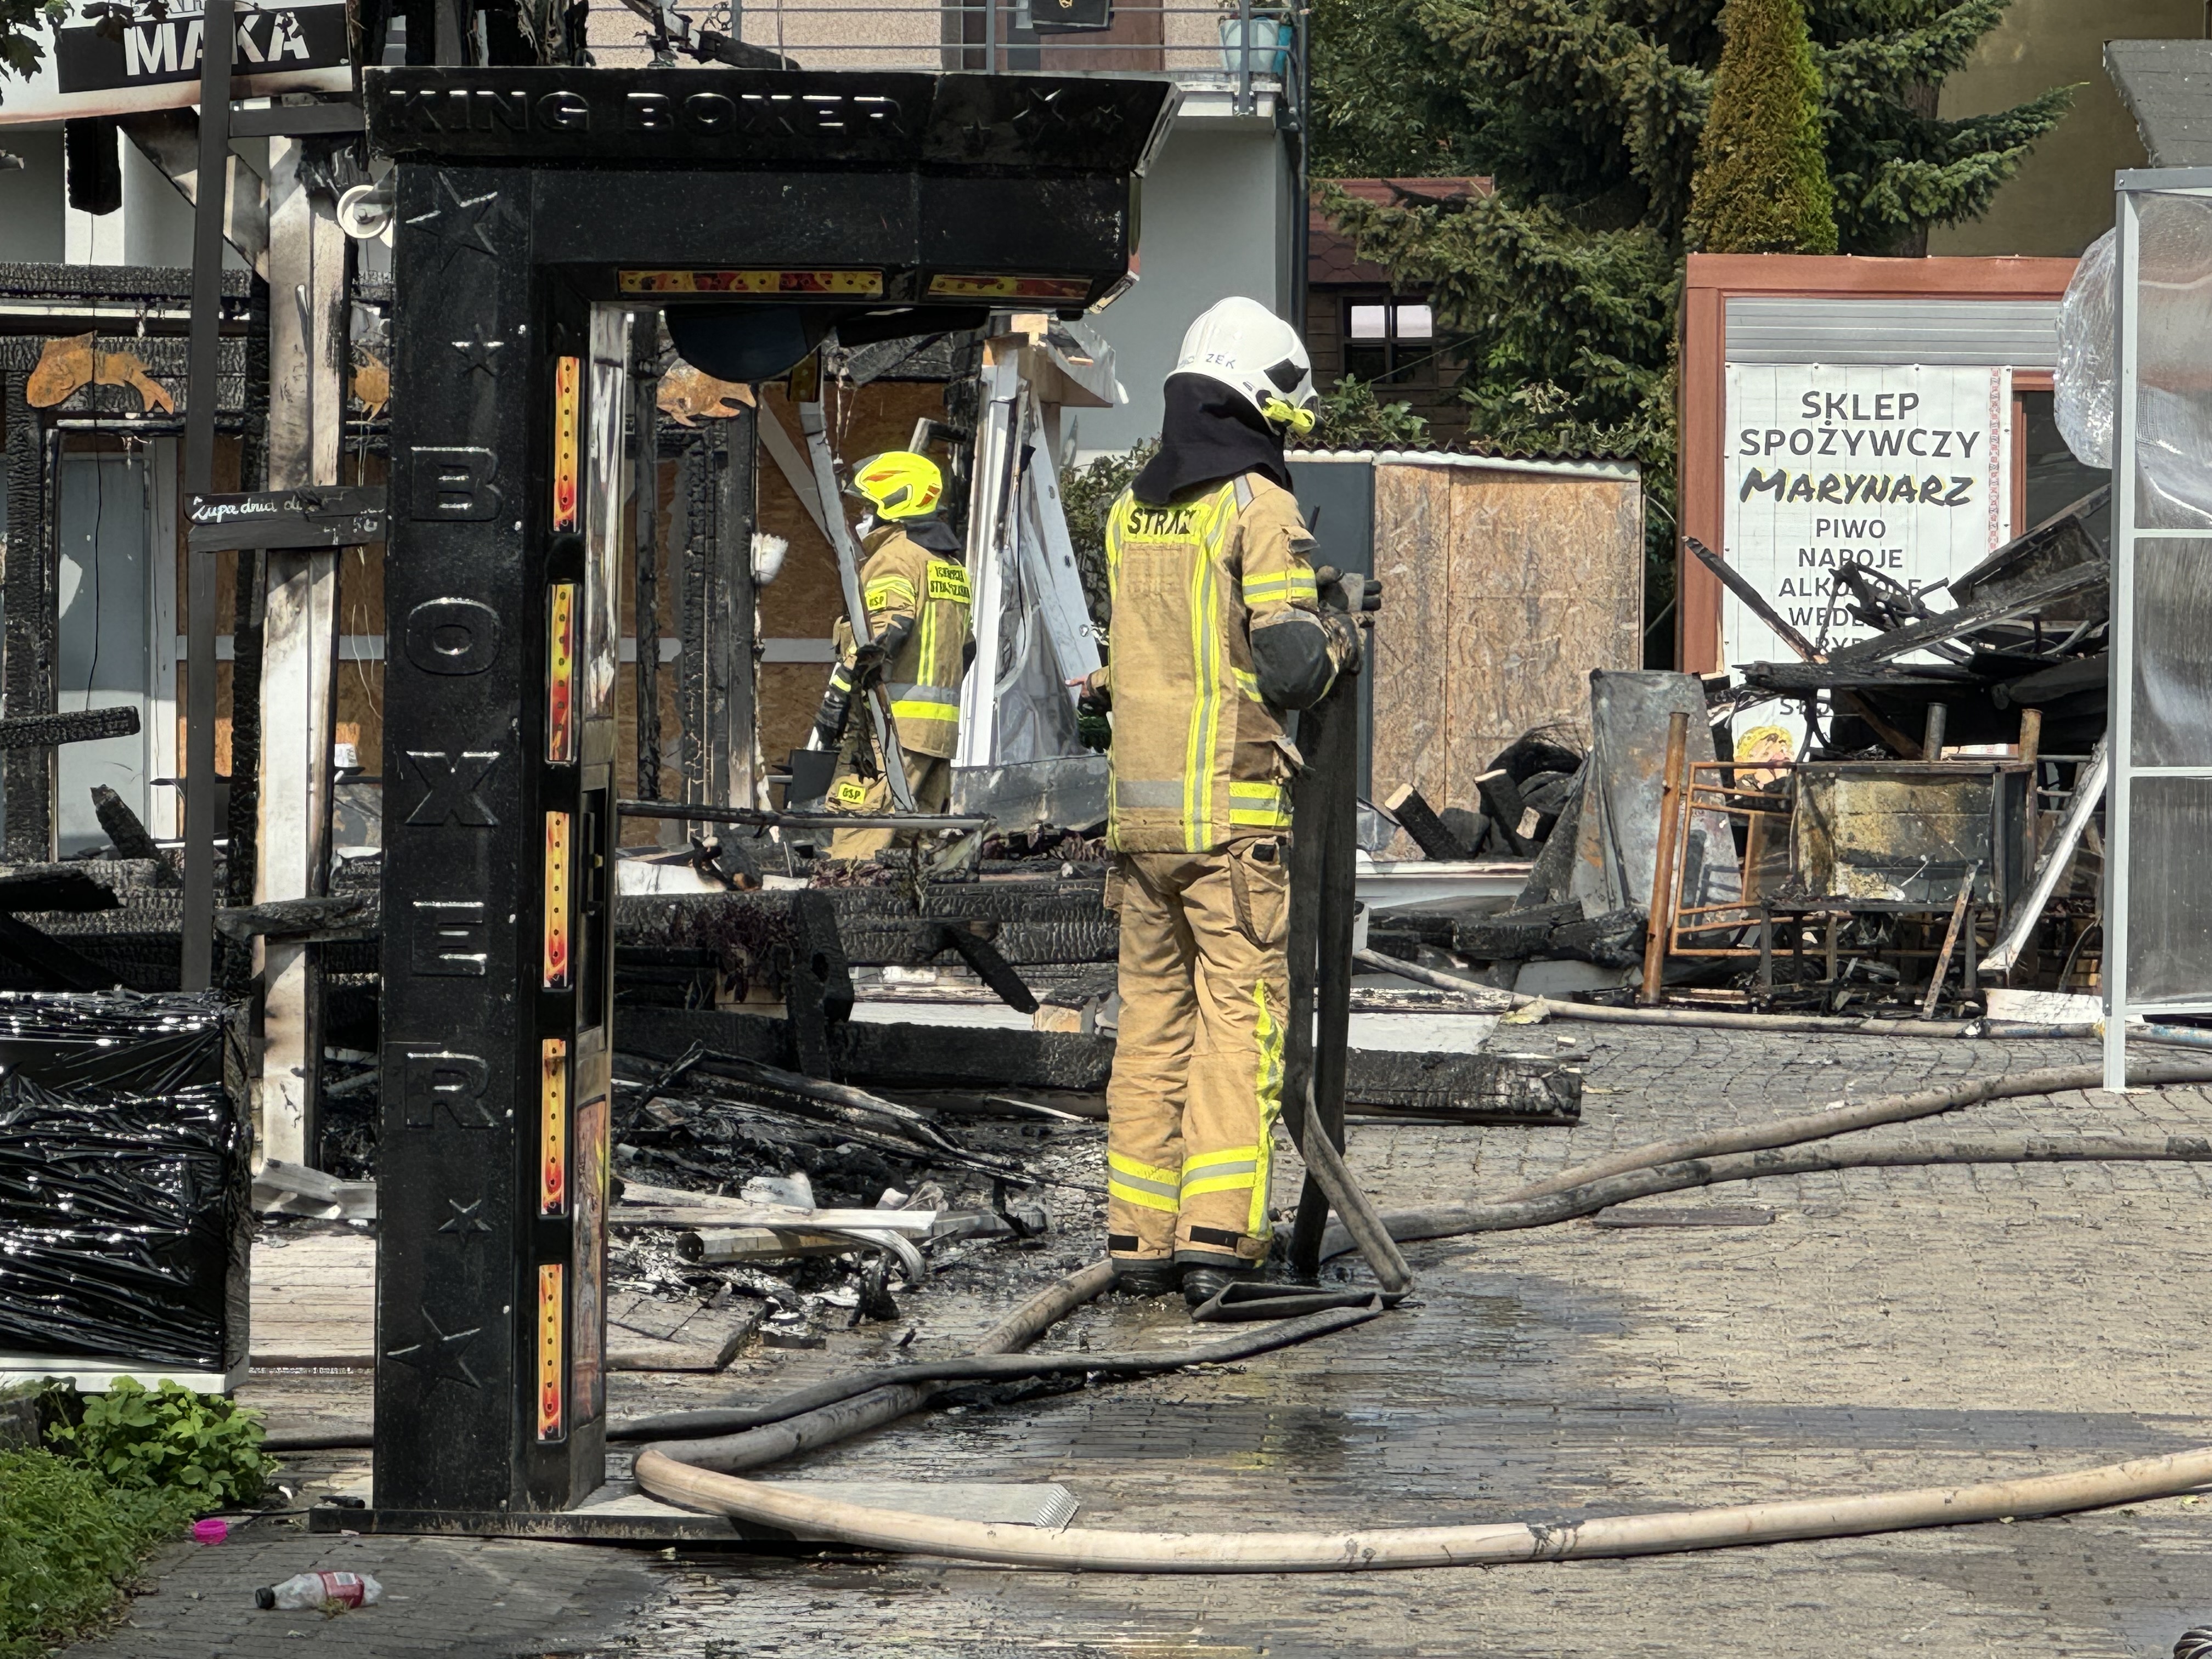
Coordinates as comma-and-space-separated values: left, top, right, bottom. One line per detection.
363, 64, 1165, 1520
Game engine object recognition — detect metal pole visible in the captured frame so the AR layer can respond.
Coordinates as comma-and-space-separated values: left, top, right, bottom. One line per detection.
180, 0, 234, 993
1235, 0, 1251, 118
1286, 670, 1358, 1276
798, 399, 917, 812
2104, 185, 2140, 1095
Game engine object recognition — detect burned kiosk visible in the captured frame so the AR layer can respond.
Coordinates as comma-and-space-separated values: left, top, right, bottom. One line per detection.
364, 65, 1169, 1521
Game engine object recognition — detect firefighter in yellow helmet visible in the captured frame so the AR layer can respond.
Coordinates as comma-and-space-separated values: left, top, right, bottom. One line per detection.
1080, 297, 1381, 1311
810, 450, 975, 861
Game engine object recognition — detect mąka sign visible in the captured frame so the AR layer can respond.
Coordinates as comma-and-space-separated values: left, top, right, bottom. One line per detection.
0, 0, 350, 123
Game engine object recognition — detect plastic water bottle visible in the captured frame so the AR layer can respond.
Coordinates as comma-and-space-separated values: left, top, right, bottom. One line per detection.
254, 1571, 382, 1611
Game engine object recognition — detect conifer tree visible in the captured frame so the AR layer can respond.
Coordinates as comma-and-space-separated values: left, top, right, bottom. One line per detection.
1314, 0, 2070, 455
1686, 0, 1838, 254
1310, 0, 2070, 616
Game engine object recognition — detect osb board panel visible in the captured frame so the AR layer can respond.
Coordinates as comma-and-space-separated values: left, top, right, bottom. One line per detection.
1369, 466, 1642, 825
1368, 465, 1453, 845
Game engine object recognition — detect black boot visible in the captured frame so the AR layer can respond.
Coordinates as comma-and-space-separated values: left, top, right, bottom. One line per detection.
1110, 1258, 1181, 1298
1181, 1260, 1259, 1310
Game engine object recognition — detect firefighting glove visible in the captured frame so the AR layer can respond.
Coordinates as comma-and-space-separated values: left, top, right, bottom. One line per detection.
1314, 565, 1383, 616
1075, 668, 1112, 718
811, 669, 855, 751
1318, 610, 1364, 677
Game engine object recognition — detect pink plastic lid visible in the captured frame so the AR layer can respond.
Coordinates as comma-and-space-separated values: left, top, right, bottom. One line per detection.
191, 1517, 228, 1545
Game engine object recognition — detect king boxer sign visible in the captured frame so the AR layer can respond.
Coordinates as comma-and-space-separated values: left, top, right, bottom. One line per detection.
0, 0, 350, 122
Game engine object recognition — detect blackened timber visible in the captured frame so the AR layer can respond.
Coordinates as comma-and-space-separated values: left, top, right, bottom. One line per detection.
1825, 561, 2109, 667
1381, 783, 1473, 861
93, 784, 163, 862
3, 372, 52, 860
0, 707, 140, 750
0, 867, 122, 912
632, 332, 662, 802
618, 1008, 1583, 1124
786, 890, 852, 1077
0, 910, 120, 991
934, 923, 1040, 1014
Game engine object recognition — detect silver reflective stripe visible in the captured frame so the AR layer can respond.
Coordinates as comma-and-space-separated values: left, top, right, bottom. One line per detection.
887, 682, 959, 705
1115, 780, 1183, 809
1109, 1170, 1180, 1200
1184, 1158, 1259, 1178
1233, 475, 1254, 510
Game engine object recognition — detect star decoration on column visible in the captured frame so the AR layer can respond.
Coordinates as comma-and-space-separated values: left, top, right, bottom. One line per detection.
438, 1197, 493, 1239
404, 175, 503, 263
450, 324, 505, 379
386, 1309, 484, 1387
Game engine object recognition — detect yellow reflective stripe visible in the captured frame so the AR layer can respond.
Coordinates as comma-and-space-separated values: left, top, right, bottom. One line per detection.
1183, 1145, 1260, 1177
917, 579, 938, 690
1251, 979, 1282, 1237
1109, 1150, 1181, 1187
1228, 781, 1289, 828
1181, 1170, 1259, 1199
865, 577, 916, 611
1183, 1142, 1259, 1197
1180, 481, 1235, 849
1107, 1150, 1181, 1212
926, 560, 972, 605
1232, 666, 1260, 702
1109, 1177, 1181, 1215
829, 667, 854, 691
891, 701, 961, 723
1240, 571, 1317, 607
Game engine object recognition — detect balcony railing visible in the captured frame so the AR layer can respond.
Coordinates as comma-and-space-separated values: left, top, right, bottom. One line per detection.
589, 0, 1307, 122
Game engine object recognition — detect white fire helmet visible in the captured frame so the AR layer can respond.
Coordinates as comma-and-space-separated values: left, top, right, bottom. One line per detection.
1172, 297, 1317, 434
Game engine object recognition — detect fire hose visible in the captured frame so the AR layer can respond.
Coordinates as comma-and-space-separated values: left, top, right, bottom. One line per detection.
630, 1059, 2212, 1569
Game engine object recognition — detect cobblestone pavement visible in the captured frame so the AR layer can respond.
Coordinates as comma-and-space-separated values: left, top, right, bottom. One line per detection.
584, 1029, 2212, 1659
67, 1026, 2212, 1657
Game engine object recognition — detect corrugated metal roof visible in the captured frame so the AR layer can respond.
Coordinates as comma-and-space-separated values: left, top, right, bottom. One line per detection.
1723, 297, 2062, 367
2109, 38, 2212, 167
1291, 450, 1640, 481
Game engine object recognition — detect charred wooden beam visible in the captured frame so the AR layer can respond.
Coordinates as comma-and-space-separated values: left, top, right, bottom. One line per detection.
0, 909, 120, 991
618, 1007, 1582, 1124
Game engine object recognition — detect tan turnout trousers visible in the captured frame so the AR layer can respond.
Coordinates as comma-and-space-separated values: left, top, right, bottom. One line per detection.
1105, 840, 1289, 1266
826, 753, 952, 861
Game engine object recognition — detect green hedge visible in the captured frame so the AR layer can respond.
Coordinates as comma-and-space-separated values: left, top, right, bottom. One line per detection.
0, 1449, 193, 1658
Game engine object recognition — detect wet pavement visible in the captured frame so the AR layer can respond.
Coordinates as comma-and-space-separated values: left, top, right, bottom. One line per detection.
67, 1025, 2212, 1657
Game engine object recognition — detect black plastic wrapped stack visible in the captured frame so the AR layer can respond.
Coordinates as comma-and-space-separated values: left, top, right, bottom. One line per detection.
0, 992, 244, 1379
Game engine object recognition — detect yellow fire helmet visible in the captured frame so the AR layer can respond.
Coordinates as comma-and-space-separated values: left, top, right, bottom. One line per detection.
844, 450, 944, 521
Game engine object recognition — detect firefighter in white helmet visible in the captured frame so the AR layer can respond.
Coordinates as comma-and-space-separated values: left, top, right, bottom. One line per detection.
1078, 296, 1381, 1310
811, 450, 974, 861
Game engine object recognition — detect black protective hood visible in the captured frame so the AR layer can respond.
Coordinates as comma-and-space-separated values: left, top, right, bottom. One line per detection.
1132, 373, 1293, 505
867, 513, 964, 556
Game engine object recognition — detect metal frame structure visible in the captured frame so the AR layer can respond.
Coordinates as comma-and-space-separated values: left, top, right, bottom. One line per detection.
363, 61, 1166, 1520
2103, 168, 2212, 1090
